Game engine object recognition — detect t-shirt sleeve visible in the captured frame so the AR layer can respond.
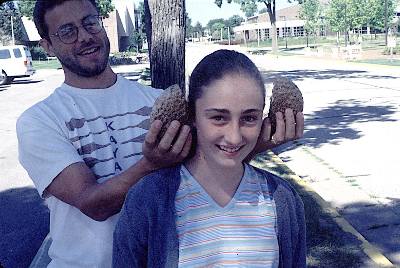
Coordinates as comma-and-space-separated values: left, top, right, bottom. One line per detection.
16, 109, 83, 197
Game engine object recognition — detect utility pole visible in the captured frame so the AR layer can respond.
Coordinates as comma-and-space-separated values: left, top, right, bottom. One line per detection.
11, 15, 15, 45
227, 26, 231, 45
279, 16, 288, 49
384, 0, 388, 46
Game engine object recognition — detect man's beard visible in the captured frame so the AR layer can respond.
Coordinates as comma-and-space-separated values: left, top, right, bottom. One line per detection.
59, 38, 110, 77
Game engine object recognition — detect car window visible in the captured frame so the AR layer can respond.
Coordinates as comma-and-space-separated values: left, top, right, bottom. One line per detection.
0, 49, 11, 59
24, 47, 32, 57
13, 48, 22, 58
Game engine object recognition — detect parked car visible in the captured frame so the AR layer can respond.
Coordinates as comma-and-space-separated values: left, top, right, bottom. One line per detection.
0, 66, 5, 85
0, 45, 35, 85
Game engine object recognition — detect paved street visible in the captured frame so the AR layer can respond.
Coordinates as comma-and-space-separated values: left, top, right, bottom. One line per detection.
0, 44, 399, 267
250, 52, 400, 265
188, 43, 400, 265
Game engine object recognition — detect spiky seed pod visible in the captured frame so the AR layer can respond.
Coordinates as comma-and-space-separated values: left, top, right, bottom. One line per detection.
268, 77, 304, 135
149, 84, 191, 139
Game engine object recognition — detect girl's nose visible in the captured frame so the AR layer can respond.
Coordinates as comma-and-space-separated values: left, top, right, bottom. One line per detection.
225, 122, 243, 145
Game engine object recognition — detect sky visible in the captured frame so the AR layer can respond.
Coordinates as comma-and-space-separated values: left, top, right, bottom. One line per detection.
133, 0, 296, 27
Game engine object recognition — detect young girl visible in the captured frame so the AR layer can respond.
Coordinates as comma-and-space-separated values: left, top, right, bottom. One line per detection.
113, 50, 306, 267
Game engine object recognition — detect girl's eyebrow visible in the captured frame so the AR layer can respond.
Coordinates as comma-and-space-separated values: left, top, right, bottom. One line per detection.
204, 108, 263, 114
243, 109, 263, 114
204, 108, 229, 113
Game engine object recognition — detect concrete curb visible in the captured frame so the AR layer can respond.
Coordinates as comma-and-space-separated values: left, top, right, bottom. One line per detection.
262, 150, 395, 268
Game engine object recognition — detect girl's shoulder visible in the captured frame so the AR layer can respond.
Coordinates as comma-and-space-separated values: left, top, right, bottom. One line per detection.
125, 165, 181, 205
248, 164, 301, 198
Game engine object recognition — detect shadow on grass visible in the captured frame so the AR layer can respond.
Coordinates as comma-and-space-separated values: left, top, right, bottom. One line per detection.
0, 187, 49, 268
252, 153, 378, 268
116, 68, 151, 85
260, 69, 399, 83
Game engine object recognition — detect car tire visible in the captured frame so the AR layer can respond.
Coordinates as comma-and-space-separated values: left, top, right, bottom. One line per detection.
135, 58, 141, 64
0, 71, 9, 85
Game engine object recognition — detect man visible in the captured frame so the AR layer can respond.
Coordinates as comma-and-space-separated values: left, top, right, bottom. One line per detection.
16, 0, 303, 267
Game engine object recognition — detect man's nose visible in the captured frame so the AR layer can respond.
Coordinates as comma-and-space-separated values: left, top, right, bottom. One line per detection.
76, 26, 94, 43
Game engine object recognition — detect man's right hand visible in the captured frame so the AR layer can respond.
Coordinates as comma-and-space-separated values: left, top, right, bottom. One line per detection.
141, 120, 192, 172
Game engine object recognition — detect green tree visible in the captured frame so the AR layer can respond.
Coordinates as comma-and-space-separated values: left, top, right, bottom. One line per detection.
326, 0, 396, 44
95, 0, 114, 17
326, 0, 349, 44
299, 0, 322, 42
17, 0, 114, 18
226, 14, 244, 28
216, 0, 304, 53
137, 1, 146, 33
365, 0, 396, 32
185, 11, 194, 38
18, 0, 34, 18
192, 21, 204, 37
128, 31, 144, 52
259, 7, 268, 14
0, 1, 24, 45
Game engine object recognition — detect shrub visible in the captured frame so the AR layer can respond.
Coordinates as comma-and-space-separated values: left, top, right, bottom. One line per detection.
382, 46, 399, 55
30, 46, 48, 60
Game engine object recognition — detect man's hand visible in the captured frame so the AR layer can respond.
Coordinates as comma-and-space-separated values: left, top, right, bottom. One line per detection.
248, 108, 304, 159
142, 120, 192, 172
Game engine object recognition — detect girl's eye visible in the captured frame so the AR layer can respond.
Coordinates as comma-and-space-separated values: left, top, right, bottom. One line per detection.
242, 115, 258, 122
211, 116, 224, 121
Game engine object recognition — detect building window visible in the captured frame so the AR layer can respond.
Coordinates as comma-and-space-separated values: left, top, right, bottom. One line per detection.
282, 27, 291, 37
293, 26, 304, 37
263, 28, 270, 39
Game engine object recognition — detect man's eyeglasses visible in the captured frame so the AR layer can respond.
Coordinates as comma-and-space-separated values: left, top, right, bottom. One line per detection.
51, 15, 103, 44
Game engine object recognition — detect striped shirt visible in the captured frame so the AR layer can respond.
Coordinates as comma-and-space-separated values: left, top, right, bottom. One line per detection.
175, 164, 279, 267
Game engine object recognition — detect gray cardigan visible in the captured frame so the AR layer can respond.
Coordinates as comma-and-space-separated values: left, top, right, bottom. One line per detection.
113, 165, 306, 268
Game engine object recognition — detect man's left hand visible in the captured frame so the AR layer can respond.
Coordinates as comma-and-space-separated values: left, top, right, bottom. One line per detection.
249, 108, 304, 158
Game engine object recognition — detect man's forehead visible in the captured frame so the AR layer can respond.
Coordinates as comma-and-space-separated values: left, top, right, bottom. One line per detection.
44, 0, 97, 29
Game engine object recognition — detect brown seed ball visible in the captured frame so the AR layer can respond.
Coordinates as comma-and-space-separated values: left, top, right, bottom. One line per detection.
149, 84, 191, 139
268, 77, 304, 135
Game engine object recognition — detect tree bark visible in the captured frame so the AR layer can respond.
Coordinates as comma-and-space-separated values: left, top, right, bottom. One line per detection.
143, 0, 186, 90
265, 0, 278, 54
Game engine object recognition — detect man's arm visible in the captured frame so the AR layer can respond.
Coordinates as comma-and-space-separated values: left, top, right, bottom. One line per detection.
46, 120, 191, 221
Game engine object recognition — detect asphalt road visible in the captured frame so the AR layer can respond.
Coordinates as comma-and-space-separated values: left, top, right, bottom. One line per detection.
0, 70, 63, 268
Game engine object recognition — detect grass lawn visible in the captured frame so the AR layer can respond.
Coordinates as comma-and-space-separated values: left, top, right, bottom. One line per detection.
33, 59, 62, 70
354, 58, 400, 67
252, 151, 374, 267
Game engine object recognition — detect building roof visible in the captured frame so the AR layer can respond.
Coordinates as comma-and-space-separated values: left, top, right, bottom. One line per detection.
246, 5, 302, 24
21, 16, 41, 42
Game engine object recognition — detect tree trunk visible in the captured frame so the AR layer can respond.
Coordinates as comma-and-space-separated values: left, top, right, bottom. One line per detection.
265, 0, 277, 54
144, 0, 186, 90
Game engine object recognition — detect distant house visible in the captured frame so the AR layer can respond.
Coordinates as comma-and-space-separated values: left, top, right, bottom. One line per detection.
20, 0, 140, 53
234, 2, 400, 43
233, 5, 308, 43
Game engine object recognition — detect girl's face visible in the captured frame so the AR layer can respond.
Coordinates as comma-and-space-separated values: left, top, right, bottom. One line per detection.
193, 73, 264, 170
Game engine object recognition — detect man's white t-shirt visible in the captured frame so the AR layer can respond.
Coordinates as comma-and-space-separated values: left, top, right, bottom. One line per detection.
17, 75, 162, 267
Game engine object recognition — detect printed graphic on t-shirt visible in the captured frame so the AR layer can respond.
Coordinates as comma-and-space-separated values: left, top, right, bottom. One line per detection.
66, 106, 152, 180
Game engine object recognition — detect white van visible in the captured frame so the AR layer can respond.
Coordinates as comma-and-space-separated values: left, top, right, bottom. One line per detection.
0, 45, 35, 85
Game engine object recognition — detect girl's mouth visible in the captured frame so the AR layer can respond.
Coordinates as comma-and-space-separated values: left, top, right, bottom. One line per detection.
216, 144, 242, 153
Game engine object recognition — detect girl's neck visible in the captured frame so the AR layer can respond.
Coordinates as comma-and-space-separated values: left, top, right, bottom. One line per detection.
185, 154, 245, 207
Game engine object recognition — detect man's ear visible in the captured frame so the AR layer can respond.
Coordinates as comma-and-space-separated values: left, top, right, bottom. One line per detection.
39, 38, 55, 57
